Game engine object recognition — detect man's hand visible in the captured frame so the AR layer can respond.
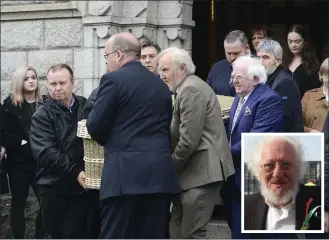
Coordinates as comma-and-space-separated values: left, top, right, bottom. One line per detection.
325, 211, 329, 232
0, 146, 6, 161
77, 171, 87, 189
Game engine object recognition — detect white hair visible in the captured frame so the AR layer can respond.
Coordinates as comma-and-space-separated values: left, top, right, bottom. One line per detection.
246, 136, 307, 182
232, 55, 267, 84
257, 39, 283, 59
158, 47, 196, 75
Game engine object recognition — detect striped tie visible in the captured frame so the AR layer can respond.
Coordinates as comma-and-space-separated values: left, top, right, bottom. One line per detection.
231, 97, 245, 134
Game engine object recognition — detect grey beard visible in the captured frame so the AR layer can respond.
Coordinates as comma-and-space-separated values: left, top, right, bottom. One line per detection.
266, 66, 277, 76
260, 182, 299, 207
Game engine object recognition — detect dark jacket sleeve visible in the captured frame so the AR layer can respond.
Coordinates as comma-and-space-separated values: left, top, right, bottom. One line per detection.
87, 74, 118, 146
275, 78, 304, 132
0, 104, 23, 150
87, 87, 99, 105
30, 106, 81, 178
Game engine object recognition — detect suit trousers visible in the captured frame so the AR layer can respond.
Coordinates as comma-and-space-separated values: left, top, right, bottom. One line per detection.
99, 193, 172, 239
39, 192, 89, 238
169, 182, 222, 239
8, 169, 44, 239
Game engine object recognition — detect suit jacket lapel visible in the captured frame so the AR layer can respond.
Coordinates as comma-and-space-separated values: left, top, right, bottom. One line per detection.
253, 193, 268, 230
231, 85, 263, 132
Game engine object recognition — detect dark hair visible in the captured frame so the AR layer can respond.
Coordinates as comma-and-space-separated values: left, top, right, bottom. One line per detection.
140, 40, 161, 53
284, 24, 319, 76
112, 35, 141, 58
251, 25, 273, 39
47, 63, 74, 82
224, 30, 248, 46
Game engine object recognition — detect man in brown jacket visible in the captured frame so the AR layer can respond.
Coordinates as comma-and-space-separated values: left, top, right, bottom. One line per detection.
158, 47, 235, 238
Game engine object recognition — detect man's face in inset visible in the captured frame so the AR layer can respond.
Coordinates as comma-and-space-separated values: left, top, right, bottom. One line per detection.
259, 139, 299, 199
141, 46, 158, 74
224, 40, 249, 64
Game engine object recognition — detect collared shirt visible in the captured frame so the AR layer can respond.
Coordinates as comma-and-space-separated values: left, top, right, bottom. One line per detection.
242, 88, 254, 103
265, 198, 296, 230
56, 96, 75, 113
323, 86, 328, 102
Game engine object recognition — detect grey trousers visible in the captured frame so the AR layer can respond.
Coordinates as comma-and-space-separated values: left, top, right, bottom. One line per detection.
169, 182, 222, 239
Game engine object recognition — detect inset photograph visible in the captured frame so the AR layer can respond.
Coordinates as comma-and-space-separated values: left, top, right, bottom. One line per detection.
242, 133, 324, 233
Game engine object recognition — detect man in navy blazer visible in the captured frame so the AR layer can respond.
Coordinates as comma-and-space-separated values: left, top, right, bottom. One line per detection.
86, 32, 181, 239
206, 30, 250, 96
222, 56, 284, 239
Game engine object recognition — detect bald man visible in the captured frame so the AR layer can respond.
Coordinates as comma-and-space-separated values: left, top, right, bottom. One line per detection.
87, 32, 181, 239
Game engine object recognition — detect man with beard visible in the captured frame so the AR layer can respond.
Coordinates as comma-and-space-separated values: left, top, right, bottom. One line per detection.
244, 136, 322, 234
257, 39, 303, 132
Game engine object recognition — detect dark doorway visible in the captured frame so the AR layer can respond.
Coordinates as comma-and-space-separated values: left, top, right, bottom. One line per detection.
192, 0, 329, 80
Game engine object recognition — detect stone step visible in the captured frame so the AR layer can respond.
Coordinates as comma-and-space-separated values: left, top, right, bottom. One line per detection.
206, 219, 231, 239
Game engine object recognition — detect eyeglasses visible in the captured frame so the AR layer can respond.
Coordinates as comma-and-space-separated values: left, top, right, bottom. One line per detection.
260, 162, 293, 173
231, 74, 250, 82
104, 50, 119, 59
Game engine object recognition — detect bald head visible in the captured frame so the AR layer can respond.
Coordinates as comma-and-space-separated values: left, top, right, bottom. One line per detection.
104, 32, 141, 72
106, 32, 141, 58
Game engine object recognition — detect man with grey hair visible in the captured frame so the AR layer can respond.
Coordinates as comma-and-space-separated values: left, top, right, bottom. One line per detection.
158, 47, 235, 238
223, 55, 284, 238
257, 39, 303, 132
87, 32, 181, 239
207, 30, 251, 96
244, 136, 321, 234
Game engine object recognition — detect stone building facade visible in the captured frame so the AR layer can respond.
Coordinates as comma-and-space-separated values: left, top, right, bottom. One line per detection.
0, 0, 195, 101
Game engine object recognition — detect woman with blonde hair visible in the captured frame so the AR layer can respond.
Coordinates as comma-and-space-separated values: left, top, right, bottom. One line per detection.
0, 66, 44, 238
302, 58, 329, 132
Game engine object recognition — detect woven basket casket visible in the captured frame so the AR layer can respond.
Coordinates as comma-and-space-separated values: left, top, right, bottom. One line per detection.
172, 95, 234, 120
77, 120, 104, 190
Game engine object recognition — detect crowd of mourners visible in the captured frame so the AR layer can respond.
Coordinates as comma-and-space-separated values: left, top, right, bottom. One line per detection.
0, 24, 329, 239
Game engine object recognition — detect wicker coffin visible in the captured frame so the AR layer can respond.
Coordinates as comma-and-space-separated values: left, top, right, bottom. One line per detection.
77, 120, 104, 190
172, 95, 234, 120
216, 95, 234, 120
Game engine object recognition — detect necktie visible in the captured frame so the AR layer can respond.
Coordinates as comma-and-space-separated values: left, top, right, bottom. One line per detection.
231, 97, 245, 133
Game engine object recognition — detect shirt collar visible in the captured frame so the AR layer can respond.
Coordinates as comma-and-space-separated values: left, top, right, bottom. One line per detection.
323, 86, 328, 102
56, 96, 75, 113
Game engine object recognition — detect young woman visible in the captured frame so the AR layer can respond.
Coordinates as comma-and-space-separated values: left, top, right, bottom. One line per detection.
284, 24, 321, 99
1, 66, 43, 238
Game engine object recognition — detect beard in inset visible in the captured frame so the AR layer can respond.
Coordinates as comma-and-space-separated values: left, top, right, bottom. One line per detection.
260, 181, 299, 207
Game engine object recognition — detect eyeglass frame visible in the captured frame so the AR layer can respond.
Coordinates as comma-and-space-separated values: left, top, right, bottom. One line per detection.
231, 74, 251, 82
259, 161, 294, 173
104, 49, 120, 60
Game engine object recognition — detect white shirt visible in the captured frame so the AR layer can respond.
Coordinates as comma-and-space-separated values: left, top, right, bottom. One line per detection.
265, 199, 296, 230
323, 86, 328, 102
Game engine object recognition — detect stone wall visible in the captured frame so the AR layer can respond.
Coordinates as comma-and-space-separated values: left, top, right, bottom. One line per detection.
1, 0, 195, 101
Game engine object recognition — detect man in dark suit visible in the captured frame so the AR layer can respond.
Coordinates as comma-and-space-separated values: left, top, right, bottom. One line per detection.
206, 30, 250, 96
244, 136, 322, 238
257, 39, 304, 132
223, 55, 284, 239
86, 32, 181, 239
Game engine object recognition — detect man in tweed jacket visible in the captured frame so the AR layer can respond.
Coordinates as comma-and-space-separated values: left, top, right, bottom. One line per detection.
158, 47, 235, 238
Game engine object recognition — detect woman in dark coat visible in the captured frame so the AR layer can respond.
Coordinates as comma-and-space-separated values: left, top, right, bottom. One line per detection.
284, 25, 321, 99
1, 66, 44, 238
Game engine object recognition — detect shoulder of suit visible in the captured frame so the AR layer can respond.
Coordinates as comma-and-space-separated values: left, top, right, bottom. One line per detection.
211, 59, 229, 69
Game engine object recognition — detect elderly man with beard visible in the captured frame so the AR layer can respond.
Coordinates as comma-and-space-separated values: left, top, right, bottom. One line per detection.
257, 39, 303, 132
244, 136, 322, 234
158, 47, 235, 238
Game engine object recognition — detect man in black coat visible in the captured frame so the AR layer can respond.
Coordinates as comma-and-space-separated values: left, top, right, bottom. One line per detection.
206, 30, 250, 96
87, 32, 181, 239
257, 39, 303, 132
30, 63, 92, 238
